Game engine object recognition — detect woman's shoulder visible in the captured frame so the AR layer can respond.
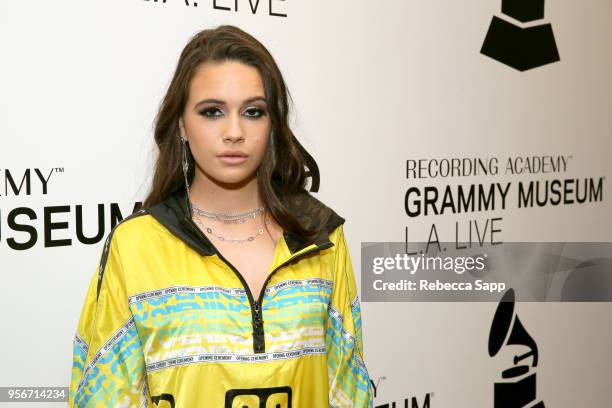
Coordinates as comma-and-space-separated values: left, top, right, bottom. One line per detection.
106, 208, 170, 248
111, 208, 151, 233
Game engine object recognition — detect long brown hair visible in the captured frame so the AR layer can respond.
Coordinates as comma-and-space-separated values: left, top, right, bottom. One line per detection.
142, 25, 327, 241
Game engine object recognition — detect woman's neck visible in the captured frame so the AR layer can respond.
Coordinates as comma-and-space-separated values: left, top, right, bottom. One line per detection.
188, 171, 262, 213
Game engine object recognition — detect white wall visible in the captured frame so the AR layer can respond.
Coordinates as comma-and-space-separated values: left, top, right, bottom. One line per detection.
1, 1, 610, 406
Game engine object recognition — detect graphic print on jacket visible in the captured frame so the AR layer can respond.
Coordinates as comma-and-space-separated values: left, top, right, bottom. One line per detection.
69, 189, 374, 407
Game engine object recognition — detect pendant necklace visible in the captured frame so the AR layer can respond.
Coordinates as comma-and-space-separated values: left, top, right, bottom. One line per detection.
192, 212, 268, 244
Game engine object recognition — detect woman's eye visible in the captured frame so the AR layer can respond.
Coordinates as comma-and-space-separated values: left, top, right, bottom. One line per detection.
244, 108, 266, 119
198, 107, 266, 119
199, 107, 223, 118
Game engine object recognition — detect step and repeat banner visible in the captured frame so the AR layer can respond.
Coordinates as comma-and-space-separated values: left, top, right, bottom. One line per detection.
1, 1, 611, 407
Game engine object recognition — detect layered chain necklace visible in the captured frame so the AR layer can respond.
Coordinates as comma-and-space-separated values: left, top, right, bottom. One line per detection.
191, 204, 264, 224
191, 202, 267, 244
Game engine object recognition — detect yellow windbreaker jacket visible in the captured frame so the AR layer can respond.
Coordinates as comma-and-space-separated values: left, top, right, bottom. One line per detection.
68, 188, 374, 407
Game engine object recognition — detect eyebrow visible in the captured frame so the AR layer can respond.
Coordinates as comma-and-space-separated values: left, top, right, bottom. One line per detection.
194, 96, 267, 110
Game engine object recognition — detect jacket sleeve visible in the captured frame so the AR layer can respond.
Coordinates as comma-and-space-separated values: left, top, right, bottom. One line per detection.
69, 229, 150, 408
326, 224, 374, 407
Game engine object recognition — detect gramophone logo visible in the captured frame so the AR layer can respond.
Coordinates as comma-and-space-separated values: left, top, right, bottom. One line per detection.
488, 289, 545, 408
481, 0, 560, 71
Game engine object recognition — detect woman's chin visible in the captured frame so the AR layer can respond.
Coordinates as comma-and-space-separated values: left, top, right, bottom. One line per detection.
205, 170, 258, 188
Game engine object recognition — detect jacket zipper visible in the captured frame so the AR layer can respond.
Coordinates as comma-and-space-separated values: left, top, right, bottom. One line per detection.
183, 216, 334, 354
251, 241, 334, 353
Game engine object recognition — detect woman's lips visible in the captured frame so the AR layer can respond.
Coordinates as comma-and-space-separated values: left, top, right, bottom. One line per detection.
217, 155, 248, 165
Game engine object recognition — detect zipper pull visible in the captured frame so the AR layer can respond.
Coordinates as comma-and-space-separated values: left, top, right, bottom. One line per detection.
253, 302, 265, 325
252, 302, 265, 353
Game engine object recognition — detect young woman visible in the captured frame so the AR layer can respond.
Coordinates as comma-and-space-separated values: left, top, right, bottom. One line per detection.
69, 25, 373, 407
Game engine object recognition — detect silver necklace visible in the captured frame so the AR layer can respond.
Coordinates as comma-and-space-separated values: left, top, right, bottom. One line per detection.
192, 213, 268, 243
191, 203, 264, 224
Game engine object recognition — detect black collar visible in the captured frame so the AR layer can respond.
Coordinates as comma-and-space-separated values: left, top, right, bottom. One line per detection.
146, 187, 345, 257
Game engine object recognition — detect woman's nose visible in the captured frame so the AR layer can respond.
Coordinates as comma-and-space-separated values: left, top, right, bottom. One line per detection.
223, 112, 245, 143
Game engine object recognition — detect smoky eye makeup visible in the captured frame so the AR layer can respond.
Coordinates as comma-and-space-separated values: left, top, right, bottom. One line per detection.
244, 106, 267, 118
197, 105, 268, 119
198, 106, 223, 118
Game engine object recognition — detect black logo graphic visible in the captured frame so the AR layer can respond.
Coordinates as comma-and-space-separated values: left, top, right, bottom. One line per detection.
225, 386, 292, 408
371, 376, 433, 408
488, 288, 545, 408
152, 393, 175, 408
481, 0, 560, 71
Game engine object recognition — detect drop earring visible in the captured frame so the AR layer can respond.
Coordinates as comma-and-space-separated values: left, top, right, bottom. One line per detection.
179, 124, 193, 218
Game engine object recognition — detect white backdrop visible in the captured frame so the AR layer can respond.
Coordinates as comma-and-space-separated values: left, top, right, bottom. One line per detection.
1, 1, 611, 407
